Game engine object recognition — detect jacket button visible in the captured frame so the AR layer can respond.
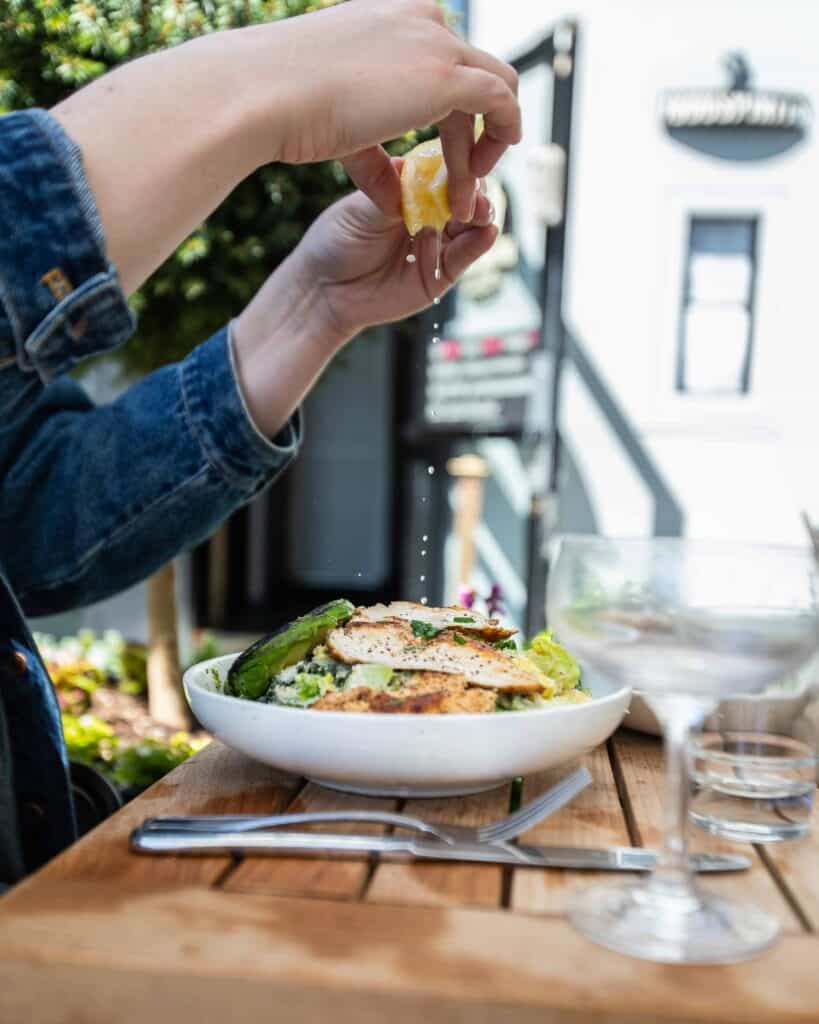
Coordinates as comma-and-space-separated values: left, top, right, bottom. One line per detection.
21, 801, 44, 823
7, 651, 29, 676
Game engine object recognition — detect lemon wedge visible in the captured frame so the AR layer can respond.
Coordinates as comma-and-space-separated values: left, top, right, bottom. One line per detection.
400, 138, 452, 237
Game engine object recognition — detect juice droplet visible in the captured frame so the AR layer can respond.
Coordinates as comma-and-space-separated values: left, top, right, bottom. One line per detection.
427, 465, 435, 475
432, 336, 440, 345
420, 575, 426, 583
406, 236, 417, 264
420, 597, 429, 605
433, 322, 439, 330
422, 535, 428, 542
433, 295, 441, 305
433, 230, 442, 281
421, 550, 427, 557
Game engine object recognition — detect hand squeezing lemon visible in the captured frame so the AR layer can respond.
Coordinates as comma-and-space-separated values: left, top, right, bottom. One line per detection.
400, 138, 452, 237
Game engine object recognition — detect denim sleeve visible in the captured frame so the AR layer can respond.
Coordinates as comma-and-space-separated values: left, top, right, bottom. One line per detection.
0, 109, 302, 614
0, 110, 136, 380
0, 327, 301, 615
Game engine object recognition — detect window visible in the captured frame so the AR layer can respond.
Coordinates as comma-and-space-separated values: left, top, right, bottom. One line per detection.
676, 216, 758, 395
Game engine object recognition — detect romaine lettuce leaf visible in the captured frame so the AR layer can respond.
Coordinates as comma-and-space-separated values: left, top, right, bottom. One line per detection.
523, 630, 581, 694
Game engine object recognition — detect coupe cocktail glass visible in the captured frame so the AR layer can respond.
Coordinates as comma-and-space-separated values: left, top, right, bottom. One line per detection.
547, 536, 819, 963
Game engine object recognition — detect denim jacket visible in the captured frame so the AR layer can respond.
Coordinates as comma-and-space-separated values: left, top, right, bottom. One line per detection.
0, 110, 301, 885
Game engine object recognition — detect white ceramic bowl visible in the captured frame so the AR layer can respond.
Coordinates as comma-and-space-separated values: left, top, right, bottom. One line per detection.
184, 654, 632, 798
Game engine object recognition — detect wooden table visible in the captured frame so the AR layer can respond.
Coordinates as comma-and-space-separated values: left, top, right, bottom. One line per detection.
1, 729, 817, 1023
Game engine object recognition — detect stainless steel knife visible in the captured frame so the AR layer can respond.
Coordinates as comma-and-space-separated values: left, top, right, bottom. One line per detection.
130, 826, 750, 873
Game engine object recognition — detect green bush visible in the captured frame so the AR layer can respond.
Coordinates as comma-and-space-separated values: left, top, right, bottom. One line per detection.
110, 735, 199, 790
0, 0, 420, 377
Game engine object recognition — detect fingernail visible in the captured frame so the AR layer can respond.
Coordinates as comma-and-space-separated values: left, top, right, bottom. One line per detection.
488, 201, 496, 224
479, 178, 488, 195
467, 188, 478, 221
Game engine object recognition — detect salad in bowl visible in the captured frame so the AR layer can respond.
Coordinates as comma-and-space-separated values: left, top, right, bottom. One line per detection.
221, 599, 590, 714
185, 598, 630, 796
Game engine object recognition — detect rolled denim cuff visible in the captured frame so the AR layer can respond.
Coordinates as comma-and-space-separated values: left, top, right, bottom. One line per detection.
181, 325, 302, 493
0, 110, 136, 382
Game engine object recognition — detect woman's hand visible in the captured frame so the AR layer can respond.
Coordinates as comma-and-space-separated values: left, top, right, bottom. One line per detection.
231, 166, 496, 438
55, 0, 518, 293
298, 160, 496, 338
254, 0, 520, 221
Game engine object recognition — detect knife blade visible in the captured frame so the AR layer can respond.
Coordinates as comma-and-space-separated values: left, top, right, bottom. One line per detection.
130, 826, 750, 873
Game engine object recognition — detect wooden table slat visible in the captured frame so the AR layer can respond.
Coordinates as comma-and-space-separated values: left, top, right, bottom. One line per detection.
756, 803, 819, 932
3, 881, 819, 1024
366, 783, 511, 908
224, 783, 397, 899
510, 744, 631, 916
2, 730, 818, 1023
27, 742, 300, 889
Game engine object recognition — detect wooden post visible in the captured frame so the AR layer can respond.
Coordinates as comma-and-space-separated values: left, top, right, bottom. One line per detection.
446, 454, 490, 596
147, 561, 191, 729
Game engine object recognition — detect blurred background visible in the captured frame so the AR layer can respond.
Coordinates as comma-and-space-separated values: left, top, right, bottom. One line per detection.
10, 0, 817, 684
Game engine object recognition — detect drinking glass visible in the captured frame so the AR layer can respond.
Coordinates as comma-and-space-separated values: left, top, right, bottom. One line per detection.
547, 536, 819, 964
689, 731, 816, 843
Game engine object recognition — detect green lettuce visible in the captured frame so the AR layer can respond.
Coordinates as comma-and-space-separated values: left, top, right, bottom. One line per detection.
524, 630, 581, 694
347, 663, 394, 690
272, 671, 334, 707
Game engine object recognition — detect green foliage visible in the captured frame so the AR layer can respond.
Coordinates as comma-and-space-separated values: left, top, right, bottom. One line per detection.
62, 714, 203, 791
40, 628, 204, 792
61, 712, 118, 766
0, 0, 421, 377
36, 628, 147, 695
110, 735, 200, 790
185, 631, 225, 669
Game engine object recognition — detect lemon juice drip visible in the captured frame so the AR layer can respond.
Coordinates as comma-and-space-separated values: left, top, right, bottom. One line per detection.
433, 230, 442, 281
405, 235, 417, 264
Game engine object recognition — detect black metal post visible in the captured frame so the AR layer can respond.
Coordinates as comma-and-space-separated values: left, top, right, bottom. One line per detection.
523, 22, 578, 637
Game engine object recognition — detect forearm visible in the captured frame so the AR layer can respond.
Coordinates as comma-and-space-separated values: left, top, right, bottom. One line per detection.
51, 29, 282, 296
231, 249, 349, 439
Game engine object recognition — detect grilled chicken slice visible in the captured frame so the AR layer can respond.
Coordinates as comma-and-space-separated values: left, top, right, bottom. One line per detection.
327, 621, 543, 694
351, 601, 515, 641
313, 672, 496, 714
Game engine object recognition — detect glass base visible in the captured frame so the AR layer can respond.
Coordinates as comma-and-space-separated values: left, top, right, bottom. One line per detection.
568, 877, 780, 964
691, 807, 809, 844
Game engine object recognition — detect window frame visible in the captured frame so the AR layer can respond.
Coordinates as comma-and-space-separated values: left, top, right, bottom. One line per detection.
675, 214, 760, 396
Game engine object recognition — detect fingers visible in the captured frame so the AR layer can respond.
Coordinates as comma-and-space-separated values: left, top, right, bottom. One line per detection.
342, 147, 402, 219
444, 193, 493, 240
438, 112, 477, 222
460, 42, 520, 98
441, 224, 498, 286
450, 65, 521, 176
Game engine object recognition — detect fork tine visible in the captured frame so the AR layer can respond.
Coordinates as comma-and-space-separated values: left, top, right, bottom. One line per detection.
487, 766, 591, 836
477, 766, 592, 841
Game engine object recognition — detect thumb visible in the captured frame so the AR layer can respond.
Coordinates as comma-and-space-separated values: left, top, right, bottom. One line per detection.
342, 147, 403, 219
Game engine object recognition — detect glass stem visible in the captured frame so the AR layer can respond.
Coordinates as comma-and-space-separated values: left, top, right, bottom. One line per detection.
645, 694, 712, 886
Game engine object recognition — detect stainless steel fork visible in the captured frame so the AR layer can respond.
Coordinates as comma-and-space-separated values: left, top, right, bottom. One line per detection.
141, 766, 592, 846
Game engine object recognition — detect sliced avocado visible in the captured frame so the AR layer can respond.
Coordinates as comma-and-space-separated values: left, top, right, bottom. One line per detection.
226, 599, 355, 700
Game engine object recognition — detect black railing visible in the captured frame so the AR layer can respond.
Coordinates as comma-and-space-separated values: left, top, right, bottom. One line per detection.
510, 23, 684, 634
565, 326, 685, 538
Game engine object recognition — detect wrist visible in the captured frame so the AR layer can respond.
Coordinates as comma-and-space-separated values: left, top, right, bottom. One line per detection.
235, 20, 324, 169
230, 254, 349, 438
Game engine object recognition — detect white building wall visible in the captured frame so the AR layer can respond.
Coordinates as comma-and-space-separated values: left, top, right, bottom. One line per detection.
471, 0, 819, 543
